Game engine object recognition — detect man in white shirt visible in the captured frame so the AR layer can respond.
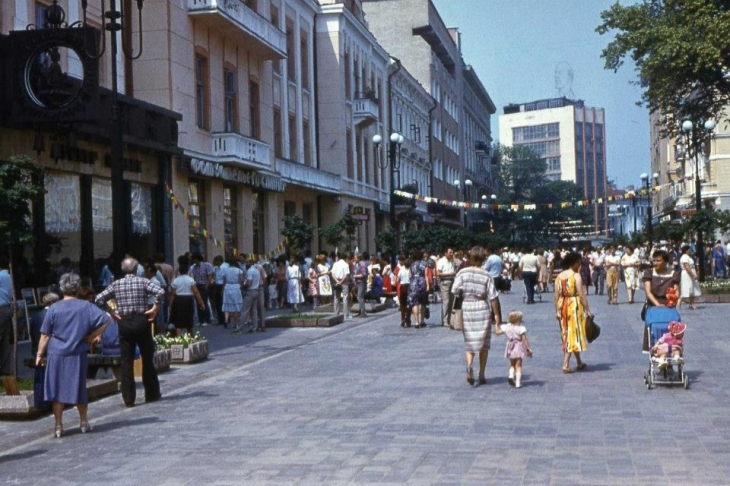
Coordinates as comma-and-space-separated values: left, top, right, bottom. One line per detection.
436, 248, 457, 328
519, 249, 540, 304
330, 253, 352, 319
590, 246, 606, 295
234, 258, 261, 333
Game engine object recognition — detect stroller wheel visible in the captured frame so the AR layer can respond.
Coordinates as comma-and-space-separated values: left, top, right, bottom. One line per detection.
683, 375, 690, 389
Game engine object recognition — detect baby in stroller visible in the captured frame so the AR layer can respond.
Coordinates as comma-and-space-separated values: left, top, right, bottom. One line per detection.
651, 321, 685, 370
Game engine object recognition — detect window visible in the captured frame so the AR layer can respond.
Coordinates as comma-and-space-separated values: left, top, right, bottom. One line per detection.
223, 186, 237, 256
512, 123, 559, 143
195, 55, 209, 129
302, 119, 311, 166
288, 115, 298, 161
273, 107, 283, 158
302, 203, 313, 224
188, 179, 206, 254
300, 31, 309, 86
271, 7, 281, 74
244, 0, 257, 11
224, 68, 238, 132
35, 2, 48, 27
286, 23, 296, 83
249, 79, 260, 139
252, 191, 264, 255
284, 201, 296, 217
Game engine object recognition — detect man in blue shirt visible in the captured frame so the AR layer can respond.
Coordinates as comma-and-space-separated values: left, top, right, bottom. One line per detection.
483, 246, 503, 278
0, 257, 15, 378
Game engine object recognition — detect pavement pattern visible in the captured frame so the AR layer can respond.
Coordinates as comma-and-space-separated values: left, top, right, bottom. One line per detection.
1, 286, 730, 485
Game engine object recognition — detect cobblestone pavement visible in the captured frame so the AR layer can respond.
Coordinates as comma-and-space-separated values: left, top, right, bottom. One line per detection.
1, 288, 730, 485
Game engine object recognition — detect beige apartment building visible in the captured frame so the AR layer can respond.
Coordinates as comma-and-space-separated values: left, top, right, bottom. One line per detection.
499, 97, 608, 235
652, 111, 730, 236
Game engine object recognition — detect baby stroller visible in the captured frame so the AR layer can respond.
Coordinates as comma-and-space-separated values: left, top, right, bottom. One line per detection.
643, 306, 689, 390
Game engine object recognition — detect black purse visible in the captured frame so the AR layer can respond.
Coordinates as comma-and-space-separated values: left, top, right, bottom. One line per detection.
453, 294, 464, 310
585, 315, 601, 343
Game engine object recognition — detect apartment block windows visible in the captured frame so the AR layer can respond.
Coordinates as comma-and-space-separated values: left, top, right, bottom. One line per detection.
273, 108, 283, 158
195, 54, 209, 129
286, 22, 296, 83
249, 79, 260, 139
224, 68, 238, 133
271, 6, 281, 74
300, 31, 309, 87
288, 115, 298, 161
512, 123, 559, 143
303, 119, 311, 166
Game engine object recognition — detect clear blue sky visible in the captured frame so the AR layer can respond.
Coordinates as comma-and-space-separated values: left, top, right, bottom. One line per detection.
432, 0, 648, 189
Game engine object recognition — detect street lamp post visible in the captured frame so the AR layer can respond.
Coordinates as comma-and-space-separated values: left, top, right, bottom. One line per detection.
454, 178, 472, 228
373, 132, 403, 259
681, 119, 716, 282
80, 0, 146, 273
640, 172, 659, 249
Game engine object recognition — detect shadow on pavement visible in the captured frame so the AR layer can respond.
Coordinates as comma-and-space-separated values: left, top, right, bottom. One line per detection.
93, 416, 162, 433
0, 449, 46, 463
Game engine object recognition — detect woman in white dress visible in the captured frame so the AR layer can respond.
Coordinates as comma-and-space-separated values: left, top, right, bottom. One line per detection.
678, 245, 700, 310
221, 257, 244, 328
620, 245, 641, 304
287, 255, 305, 312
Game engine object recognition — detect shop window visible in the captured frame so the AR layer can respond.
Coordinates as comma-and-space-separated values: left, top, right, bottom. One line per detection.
223, 185, 238, 256
45, 172, 81, 276
284, 201, 296, 217
188, 179, 207, 254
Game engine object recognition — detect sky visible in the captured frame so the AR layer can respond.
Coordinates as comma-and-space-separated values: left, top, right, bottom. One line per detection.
431, 0, 648, 190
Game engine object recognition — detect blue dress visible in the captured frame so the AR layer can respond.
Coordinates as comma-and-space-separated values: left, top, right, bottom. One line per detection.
41, 298, 109, 405
222, 266, 244, 312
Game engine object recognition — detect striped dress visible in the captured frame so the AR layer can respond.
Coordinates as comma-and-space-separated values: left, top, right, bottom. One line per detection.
556, 272, 587, 353
451, 267, 499, 353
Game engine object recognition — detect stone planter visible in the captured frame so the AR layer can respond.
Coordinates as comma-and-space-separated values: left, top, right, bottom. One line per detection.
170, 340, 209, 364
697, 294, 730, 303
134, 348, 172, 377
317, 314, 344, 327
267, 314, 343, 328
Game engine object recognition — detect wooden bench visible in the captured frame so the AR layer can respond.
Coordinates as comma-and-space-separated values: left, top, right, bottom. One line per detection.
24, 354, 122, 381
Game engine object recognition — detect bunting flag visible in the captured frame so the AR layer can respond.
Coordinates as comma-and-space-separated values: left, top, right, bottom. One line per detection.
394, 174, 695, 211
165, 184, 287, 260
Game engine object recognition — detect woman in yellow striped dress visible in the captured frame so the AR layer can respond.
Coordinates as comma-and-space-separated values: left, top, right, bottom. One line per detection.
554, 252, 593, 373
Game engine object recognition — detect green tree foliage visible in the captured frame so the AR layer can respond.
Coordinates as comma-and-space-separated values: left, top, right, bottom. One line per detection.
280, 215, 314, 254
597, 0, 730, 133
0, 155, 44, 254
375, 225, 396, 255
533, 180, 593, 244
319, 211, 359, 252
494, 144, 547, 203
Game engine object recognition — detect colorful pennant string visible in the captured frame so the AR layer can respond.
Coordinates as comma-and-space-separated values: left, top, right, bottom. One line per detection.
165, 184, 286, 260
394, 175, 695, 211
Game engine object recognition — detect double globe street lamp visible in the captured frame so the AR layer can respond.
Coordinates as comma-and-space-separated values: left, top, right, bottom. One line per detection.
453, 178, 472, 227
373, 132, 403, 258
681, 119, 716, 282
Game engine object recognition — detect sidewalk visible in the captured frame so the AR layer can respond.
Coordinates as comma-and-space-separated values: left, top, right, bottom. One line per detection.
2, 290, 730, 484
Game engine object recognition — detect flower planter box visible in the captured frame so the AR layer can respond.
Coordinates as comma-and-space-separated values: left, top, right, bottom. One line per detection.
267, 314, 343, 328
134, 348, 172, 377
170, 340, 209, 364
0, 379, 118, 419
317, 314, 344, 327
697, 294, 730, 303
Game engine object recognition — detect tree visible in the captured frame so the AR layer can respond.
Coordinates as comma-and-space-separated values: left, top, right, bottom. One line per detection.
280, 215, 314, 255
597, 0, 730, 133
0, 154, 45, 390
533, 180, 594, 244
494, 144, 547, 203
319, 211, 359, 252
375, 226, 396, 255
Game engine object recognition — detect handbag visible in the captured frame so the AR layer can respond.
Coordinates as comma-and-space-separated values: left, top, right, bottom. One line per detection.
453, 293, 464, 310
585, 315, 601, 343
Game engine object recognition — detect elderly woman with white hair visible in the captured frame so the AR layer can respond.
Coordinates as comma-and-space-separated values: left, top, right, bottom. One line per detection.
36, 273, 111, 438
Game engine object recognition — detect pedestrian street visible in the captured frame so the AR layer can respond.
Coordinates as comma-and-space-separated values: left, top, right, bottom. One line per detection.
1, 287, 730, 485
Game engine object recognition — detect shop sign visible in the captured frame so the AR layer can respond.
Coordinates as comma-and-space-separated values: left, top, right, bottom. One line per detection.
351, 206, 370, 221
181, 157, 285, 192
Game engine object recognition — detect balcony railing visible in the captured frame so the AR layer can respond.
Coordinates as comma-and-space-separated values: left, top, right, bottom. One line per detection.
342, 177, 388, 202
212, 132, 271, 169
276, 158, 341, 193
187, 0, 286, 60
353, 97, 379, 127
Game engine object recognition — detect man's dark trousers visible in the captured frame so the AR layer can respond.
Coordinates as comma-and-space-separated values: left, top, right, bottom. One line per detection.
118, 314, 160, 405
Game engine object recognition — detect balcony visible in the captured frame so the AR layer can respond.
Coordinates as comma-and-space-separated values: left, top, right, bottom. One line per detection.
353, 93, 379, 127
276, 158, 341, 194
342, 177, 388, 203
187, 0, 286, 60
212, 132, 271, 170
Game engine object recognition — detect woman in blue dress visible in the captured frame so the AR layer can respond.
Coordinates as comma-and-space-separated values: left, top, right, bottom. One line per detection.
35, 273, 111, 438
221, 256, 244, 328
408, 250, 430, 328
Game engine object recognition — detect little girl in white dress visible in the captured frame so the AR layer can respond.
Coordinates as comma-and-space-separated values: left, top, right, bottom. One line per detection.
494, 310, 533, 388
